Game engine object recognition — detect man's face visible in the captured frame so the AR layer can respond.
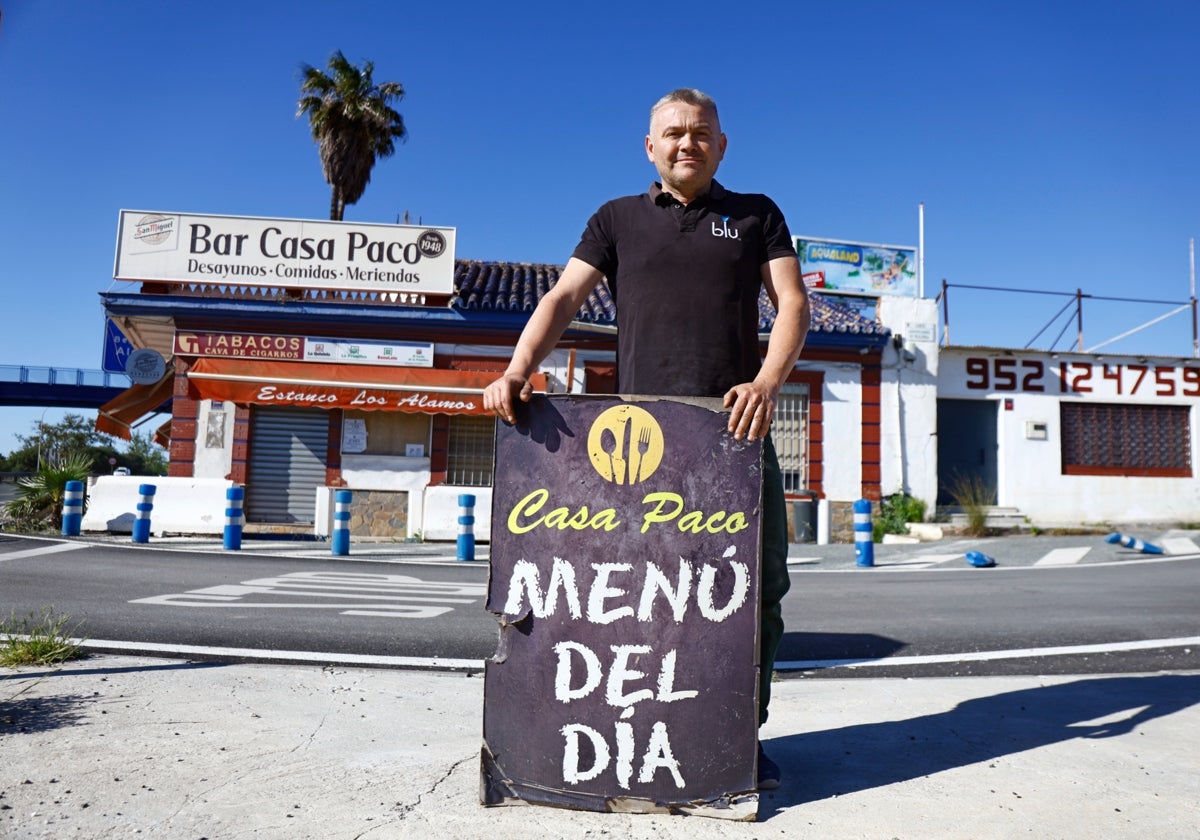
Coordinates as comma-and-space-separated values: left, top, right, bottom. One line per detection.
645, 102, 726, 197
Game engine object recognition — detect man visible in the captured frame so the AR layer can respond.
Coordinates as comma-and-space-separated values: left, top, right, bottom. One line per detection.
483, 88, 810, 789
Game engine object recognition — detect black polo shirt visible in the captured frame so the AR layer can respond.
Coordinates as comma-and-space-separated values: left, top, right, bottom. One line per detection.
571, 180, 796, 397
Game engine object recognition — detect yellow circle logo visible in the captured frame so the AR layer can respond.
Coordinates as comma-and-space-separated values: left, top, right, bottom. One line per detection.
587, 405, 663, 484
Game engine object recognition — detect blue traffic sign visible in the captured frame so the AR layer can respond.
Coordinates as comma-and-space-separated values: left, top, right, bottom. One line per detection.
103, 318, 135, 374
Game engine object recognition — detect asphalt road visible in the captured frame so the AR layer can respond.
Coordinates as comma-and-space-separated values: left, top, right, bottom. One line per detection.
1, 531, 1197, 678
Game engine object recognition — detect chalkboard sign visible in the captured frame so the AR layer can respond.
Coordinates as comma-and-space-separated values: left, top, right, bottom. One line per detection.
481, 395, 762, 819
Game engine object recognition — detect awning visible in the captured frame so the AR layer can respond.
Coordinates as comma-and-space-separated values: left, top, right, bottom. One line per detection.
185, 358, 544, 416
95, 372, 175, 441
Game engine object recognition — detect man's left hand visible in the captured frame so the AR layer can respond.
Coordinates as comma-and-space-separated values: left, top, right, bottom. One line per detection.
723, 380, 777, 442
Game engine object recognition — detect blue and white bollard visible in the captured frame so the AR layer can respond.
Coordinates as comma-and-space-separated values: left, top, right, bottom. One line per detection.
331, 489, 352, 556
224, 486, 245, 551
457, 493, 476, 562
1105, 531, 1164, 555
854, 498, 874, 567
132, 483, 156, 544
61, 480, 84, 537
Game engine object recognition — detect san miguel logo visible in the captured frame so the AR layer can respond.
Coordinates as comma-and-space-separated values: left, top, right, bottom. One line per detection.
483, 396, 762, 818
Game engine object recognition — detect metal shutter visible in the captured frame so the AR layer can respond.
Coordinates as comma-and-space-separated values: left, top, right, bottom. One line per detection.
245, 407, 329, 523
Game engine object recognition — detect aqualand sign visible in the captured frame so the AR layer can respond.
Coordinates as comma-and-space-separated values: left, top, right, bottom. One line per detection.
796, 235, 918, 298
114, 210, 456, 296
482, 396, 763, 820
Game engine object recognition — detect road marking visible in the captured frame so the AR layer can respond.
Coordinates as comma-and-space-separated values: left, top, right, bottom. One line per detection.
0, 542, 89, 562
1034, 546, 1092, 566
1161, 537, 1200, 555
872, 554, 965, 571
131, 571, 487, 619
65, 637, 483, 671
778, 636, 1200, 671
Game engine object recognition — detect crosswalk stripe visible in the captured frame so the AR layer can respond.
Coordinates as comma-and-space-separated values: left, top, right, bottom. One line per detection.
1160, 537, 1200, 555
0, 542, 89, 562
1034, 547, 1092, 566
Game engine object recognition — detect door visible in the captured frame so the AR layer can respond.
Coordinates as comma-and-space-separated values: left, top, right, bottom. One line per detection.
936, 398, 998, 507
245, 407, 329, 523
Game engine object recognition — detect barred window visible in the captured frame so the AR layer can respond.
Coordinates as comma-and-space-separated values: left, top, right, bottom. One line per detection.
774, 383, 810, 493
446, 415, 496, 486
1060, 402, 1192, 477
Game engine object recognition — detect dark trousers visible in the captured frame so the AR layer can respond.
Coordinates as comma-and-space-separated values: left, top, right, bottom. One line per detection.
760, 436, 791, 725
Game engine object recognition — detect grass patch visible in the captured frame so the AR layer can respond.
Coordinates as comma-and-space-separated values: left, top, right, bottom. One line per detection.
0, 608, 86, 667
946, 474, 995, 537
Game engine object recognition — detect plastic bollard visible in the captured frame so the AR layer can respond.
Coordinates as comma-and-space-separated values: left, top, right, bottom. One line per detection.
331, 489, 352, 556
1104, 531, 1164, 555
854, 498, 874, 567
224, 486, 245, 551
61, 480, 85, 537
457, 493, 476, 562
132, 483, 156, 543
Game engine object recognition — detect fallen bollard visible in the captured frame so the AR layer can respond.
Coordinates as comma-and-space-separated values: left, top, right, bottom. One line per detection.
1104, 532, 1163, 554
965, 550, 996, 567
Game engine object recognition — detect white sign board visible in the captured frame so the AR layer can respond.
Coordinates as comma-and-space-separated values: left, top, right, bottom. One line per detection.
115, 210, 456, 296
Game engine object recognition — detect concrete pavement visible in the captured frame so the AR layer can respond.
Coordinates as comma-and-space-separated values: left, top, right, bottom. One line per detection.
3, 655, 1198, 839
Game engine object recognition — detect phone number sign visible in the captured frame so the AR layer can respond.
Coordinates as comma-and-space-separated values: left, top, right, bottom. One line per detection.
943, 354, 1200, 400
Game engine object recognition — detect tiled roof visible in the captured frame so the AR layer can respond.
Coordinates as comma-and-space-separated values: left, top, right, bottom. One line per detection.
450, 260, 887, 336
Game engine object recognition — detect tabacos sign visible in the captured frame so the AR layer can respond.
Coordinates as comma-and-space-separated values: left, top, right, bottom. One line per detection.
482, 396, 762, 819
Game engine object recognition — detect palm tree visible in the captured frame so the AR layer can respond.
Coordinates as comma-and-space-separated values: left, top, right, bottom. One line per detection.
297, 50, 407, 221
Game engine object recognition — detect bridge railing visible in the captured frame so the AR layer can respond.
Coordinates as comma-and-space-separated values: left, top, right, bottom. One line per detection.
0, 365, 130, 388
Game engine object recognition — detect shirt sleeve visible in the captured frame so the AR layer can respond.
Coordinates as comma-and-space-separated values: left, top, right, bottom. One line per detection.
760, 196, 797, 263
570, 202, 618, 277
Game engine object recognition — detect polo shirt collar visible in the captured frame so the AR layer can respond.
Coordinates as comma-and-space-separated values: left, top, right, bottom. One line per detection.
649, 179, 728, 207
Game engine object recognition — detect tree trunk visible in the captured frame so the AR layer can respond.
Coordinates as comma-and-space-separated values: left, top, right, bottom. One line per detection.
329, 186, 343, 221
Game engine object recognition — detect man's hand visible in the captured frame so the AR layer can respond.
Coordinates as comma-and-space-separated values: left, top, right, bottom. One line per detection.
723, 379, 778, 442
483, 373, 534, 424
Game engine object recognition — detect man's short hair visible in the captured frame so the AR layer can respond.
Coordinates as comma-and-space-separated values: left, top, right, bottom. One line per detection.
649, 88, 720, 129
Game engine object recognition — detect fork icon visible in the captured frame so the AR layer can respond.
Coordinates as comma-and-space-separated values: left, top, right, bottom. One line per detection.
631, 425, 652, 483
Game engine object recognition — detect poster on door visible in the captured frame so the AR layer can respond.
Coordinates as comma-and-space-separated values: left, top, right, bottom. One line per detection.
481, 395, 762, 819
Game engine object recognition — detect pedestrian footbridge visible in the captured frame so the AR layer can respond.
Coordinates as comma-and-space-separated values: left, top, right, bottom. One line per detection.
0, 365, 129, 408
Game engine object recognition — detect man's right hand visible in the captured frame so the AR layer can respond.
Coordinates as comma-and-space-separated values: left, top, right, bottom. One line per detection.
483, 373, 534, 424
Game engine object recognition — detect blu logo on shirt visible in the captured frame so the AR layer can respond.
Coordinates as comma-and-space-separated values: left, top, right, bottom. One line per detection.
711, 216, 739, 239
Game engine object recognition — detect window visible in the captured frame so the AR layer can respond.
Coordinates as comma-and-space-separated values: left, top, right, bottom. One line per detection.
1060, 402, 1192, 477
342, 411, 430, 456
446, 415, 496, 486
774, 383, 809, 493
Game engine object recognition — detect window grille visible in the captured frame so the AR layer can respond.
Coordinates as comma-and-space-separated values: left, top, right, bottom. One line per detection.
774, 383, 809, 493
446, 415, 496, 486
1060, 402, 1192, 477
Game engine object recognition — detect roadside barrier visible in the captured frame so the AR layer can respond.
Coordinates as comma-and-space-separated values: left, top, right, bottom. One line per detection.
1104, 531, 1164, 555
132, 483, 156, 543
224, 486, 244, 550
854, 498, 874, 567
457, 493, 476, 562
61, 480, 84, 536
331, 489, 352, 556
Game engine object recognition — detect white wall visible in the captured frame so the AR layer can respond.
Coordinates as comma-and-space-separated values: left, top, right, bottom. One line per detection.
192, 399, 233, 478
876, 296, 940, 513
423, 484, 492, 542
82, 475, 236, 535
810, 363, 863, 502
940, 346, 1200, 524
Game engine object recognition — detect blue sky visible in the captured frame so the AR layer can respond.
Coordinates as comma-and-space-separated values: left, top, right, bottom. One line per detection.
2, 0, 1199, 455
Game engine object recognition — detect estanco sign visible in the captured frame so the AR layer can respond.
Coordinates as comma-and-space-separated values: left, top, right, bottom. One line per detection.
114, 210, 456, 296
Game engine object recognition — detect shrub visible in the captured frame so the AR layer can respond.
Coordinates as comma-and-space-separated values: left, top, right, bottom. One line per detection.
873, 492, 928, 541
947, 473, 994, 537
1, 608, 86, 667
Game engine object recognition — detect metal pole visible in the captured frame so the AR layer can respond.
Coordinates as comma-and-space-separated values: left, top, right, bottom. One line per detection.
941, 279, 950, 345
1191, 238, 1197, 359
1075, 288, 1084, 351
918, 202, 925, 299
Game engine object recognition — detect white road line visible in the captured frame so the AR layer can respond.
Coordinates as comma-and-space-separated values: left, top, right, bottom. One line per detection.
1161, 537, 1200, 555
0, 542, 89, 562
69, 637, 483, 670
778, 636, 1200, 671
1034, 546, 1092, 566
